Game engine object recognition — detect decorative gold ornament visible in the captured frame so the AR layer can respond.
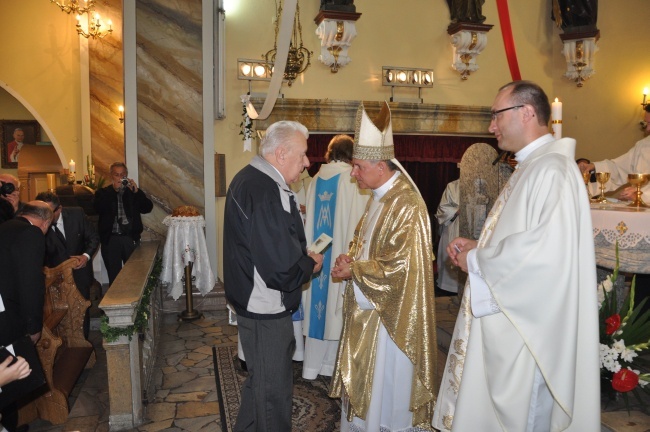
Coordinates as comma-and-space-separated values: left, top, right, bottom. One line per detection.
264, 0, 312, 87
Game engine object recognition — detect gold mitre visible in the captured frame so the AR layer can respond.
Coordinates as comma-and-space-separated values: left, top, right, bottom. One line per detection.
353, 102, 394, 160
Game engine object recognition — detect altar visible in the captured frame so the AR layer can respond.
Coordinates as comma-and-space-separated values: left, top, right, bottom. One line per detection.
590, 202, 650, 274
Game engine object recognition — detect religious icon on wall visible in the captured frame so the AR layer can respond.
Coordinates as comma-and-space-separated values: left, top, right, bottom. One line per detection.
1, 120, 41, 169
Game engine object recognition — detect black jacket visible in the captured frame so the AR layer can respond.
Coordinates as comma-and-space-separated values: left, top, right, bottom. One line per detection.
0, 217, 45, 345
44, 207, 100, 299
93, 185, 153, 244
224, 164, 315, 319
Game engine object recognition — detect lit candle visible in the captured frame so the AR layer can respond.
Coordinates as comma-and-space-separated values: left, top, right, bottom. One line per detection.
551, 97, 562, 140
643, 88, 648, 106
69, 159, 76, 173
47, 173, 56, 191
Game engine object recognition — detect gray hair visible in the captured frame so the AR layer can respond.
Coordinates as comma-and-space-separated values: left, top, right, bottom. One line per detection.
259, 121, 309, 156
109, 162, 128, 175
17, 202, 53, 222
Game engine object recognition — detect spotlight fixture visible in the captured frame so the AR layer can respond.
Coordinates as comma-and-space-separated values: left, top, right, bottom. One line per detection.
381, 66, 434, 103
118, 105, 124, 124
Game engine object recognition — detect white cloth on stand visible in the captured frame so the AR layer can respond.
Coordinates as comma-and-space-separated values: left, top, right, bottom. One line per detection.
161, 215, 216, 300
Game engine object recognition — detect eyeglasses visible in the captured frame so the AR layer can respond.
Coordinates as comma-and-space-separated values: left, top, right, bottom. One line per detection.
490, 105, 524, 120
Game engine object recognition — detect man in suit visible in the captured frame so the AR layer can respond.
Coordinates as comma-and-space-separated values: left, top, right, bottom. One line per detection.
36, 192, 100, 338
93, 162, 153, 286
0, 201, 52, 432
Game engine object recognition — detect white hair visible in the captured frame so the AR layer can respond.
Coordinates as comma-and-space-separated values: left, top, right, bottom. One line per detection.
259, 121, 309, 156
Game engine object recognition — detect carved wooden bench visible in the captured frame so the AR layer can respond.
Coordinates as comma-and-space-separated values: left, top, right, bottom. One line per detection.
18, 258, 96, 425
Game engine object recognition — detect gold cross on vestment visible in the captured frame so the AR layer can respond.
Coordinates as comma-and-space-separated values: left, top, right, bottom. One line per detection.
616, 221, 628, 236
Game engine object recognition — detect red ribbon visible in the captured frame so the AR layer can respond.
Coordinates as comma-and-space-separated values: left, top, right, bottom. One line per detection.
496, 0, 522, 81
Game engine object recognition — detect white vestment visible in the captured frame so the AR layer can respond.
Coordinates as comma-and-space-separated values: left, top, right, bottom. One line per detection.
433, 137, 600, 432
435, 179, 461, 293
594, 134, 650, 196
302, 161, 369, 379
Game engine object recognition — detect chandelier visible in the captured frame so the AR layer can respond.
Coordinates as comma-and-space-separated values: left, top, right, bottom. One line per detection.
263, 0, 312, 87
50, 0, 94, 15
50, 0, 113, 40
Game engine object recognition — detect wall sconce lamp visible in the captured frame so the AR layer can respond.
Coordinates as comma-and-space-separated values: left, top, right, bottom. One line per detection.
118, 105, 124, 123
237, 58, 284, 97
76, 12, 112, 39
381, 66, 434, 103
642, 88, 648, 109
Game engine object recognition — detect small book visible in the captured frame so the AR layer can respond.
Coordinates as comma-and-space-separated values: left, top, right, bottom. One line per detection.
0, 335, 47, 410
308, 233, 333, 254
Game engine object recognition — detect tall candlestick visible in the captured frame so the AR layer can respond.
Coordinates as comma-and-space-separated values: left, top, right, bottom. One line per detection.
69, 159, 76, 173
47, 173, 56, 192
551, 97, 562, 140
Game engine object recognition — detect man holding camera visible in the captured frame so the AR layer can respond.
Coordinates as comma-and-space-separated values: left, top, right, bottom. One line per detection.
94, 162, 153, 286
0, 174, 21, 224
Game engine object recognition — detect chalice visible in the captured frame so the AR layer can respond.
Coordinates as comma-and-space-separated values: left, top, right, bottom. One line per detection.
627, 173, 649, 208
594, 172, 610, 203
581, 170, 592, 200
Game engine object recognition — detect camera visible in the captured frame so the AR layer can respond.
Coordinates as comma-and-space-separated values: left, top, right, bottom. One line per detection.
0, 181, 16, 197
121, 178, 129, 187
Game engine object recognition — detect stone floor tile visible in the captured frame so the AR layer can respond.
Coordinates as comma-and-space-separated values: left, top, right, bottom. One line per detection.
160, 339, 188, 356
194, 358, 214, 368
155, 388, 170, 400
162, 370, 197, 389
137, 419, 174, 432
164, 391, 208, 402
180, 358, 197, 367
193, 346, 214, 356
176, 329, 206, 338
202, 390, 219, 403
162, 366, 177, 374
145, 402, 177, 422
176, 401, 220, 418
168, 375, 216, 394
185, 340, 206, 350
221, 326, 238, 336
173, 415, 220, 432
165, 352, 187, 367
187, 352, 208, 361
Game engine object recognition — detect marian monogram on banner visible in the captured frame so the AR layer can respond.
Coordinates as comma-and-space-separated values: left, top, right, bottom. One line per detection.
308, 175, 340, 340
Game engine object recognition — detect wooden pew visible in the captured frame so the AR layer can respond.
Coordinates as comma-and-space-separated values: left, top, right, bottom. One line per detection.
18, 258, 96, 425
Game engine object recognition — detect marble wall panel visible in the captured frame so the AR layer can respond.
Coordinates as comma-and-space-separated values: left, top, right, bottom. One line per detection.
89, 0, 125, 182
136, 0, 205, 239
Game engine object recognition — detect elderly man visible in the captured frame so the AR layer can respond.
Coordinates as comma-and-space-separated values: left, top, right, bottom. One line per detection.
224, 120, 324, 431
302, 134, 369, 380
36, 191, 100, 338
0, 174, 21, 224
94, 162, 153, 286
330, 103, 437, 431
433, 81, 599, 431
0, 201, 52, 432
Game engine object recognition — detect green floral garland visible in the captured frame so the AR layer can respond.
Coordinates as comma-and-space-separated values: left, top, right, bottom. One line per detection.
100, 257, 163, 343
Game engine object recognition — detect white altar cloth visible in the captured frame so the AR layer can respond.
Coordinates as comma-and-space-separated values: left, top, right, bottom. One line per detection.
161, 215, 216, 300
591, 202, 650, 274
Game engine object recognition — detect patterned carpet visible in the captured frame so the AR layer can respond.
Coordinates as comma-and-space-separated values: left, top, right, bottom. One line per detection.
213, 345, 341, 432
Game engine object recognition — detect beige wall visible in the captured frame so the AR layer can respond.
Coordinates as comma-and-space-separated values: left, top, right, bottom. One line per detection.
0, 0, 82, 173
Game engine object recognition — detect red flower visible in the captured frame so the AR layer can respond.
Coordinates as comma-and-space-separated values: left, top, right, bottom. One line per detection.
605, 314, 621, 335
612, 369, 639, 392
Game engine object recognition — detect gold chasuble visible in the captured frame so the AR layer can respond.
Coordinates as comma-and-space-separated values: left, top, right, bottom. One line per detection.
330, 174, 438, 429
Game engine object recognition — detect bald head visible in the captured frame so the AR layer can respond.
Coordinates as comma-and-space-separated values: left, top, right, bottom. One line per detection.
17, 200, 53, 234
